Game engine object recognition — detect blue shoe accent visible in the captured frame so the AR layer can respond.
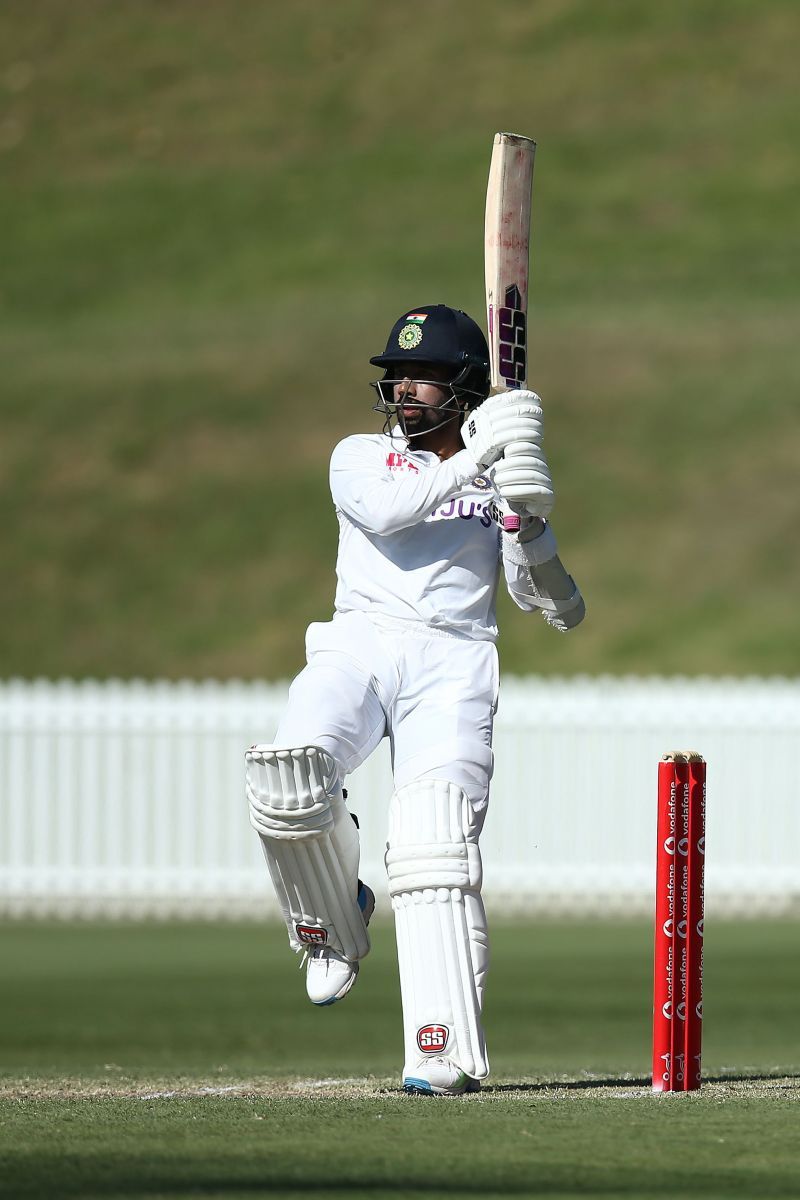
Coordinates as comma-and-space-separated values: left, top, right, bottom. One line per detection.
402, 1067, 480, 1095
403, 1076, 435, 1094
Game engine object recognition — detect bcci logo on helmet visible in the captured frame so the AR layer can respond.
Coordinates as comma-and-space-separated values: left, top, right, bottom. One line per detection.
398, 323, 423, 350
416, 1024, 449, 1054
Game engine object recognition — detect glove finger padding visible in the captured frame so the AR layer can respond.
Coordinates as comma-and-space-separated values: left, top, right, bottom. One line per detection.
494, 458, 551, 486
502, 439, 541, 457
481, 391, 544, 440
493, 453, 552, 488
498, 481, 553, 501
523, 497, 554, 518
483, 388, 543, 413
502, 490, 554, 517
486, 410, 544, 440
494, 451, 554, 518
461, 399, 545, 471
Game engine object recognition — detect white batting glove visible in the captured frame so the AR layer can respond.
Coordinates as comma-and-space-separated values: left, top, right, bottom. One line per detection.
484, 388, 543, 412
493, 444, 555, 519
461, 390, 544, 471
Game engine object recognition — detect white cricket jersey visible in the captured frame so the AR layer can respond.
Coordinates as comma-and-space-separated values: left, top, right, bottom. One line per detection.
329, 432, 505, 641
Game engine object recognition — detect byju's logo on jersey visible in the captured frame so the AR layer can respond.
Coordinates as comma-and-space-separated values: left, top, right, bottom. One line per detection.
417, 1024, 449, 1054
428, 498, 493, 527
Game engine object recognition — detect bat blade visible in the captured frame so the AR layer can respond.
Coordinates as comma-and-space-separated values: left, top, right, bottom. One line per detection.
484, 132, 535, 393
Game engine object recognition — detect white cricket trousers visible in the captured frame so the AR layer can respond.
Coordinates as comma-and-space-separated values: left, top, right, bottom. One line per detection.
274, 611, 499, 808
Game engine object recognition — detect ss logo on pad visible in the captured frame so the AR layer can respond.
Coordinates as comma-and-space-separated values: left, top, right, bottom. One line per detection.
417, 1024, 449, 1054
296, 924, 327, 945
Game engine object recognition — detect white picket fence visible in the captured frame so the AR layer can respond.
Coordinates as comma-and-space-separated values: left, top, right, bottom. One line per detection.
1, 677, 799, 918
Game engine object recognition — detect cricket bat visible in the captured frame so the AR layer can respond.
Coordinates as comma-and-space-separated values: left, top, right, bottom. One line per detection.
484, 131, 536, 395
484, 132, 585, 629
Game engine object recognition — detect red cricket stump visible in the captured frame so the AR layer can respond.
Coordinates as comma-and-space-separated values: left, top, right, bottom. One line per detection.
653, 758, 678, 1091
652, 752, 706, 1092
685, 756, 706, 1088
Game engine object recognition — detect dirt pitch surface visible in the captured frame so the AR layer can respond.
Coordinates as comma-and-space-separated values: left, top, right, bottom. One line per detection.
3, 1072, 798, 1102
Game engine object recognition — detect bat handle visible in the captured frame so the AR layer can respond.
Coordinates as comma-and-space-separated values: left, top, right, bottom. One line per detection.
495, 496, 521, 533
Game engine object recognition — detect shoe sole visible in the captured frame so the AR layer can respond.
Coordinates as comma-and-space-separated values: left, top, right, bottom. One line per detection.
312, 962, 360, 1006
402, 1075, 481, 1096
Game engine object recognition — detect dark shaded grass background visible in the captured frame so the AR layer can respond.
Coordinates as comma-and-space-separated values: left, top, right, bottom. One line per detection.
4, 1097, 800, 1200
1, 0, 798, 678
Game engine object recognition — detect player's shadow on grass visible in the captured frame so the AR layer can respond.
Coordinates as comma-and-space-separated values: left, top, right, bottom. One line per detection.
487, 1071, 800, 1092
377, 1081, 662, 1097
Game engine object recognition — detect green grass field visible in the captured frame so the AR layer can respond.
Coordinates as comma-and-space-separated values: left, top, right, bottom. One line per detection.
1, 919, 798, 1199
1, 1, 799, 679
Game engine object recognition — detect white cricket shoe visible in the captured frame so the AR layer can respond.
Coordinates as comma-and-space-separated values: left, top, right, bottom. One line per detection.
305, 882, 375, 1007
402, 1056, 481, 1096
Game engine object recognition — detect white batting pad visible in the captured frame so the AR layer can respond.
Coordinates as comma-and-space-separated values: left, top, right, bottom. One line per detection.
385, 779, 490, 1080
246, 744, 370, 961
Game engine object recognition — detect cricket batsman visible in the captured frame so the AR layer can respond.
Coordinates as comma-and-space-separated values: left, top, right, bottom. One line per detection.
246, 304, 585, 1094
